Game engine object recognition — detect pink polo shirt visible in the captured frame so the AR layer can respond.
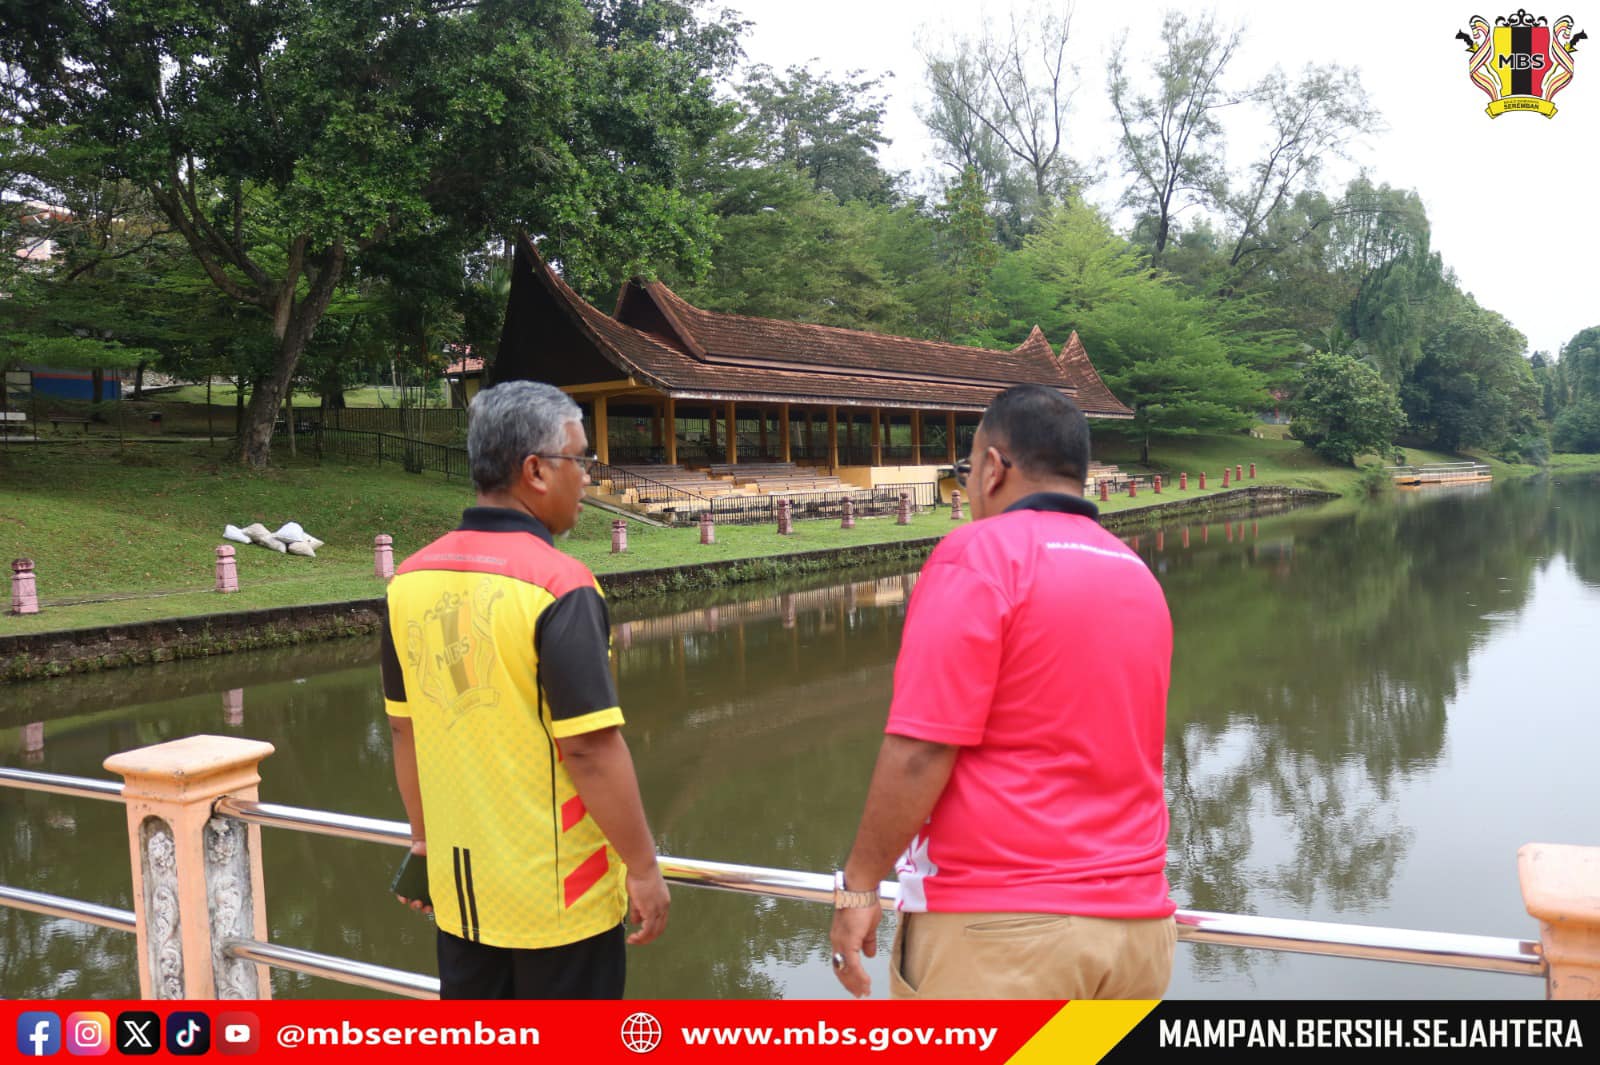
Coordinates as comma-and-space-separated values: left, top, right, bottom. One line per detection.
888, 492, 1175, 918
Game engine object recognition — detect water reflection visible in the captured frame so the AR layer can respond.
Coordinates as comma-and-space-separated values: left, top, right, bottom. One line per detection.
4, 479, 1600, 999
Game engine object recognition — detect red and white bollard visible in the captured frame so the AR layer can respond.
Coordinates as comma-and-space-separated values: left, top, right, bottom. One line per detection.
611, 519, 628, 553
896, 492, 912, 525
1199, 472, 1207, 490
374, 534, 395, 580
1099, 480, 1109, 502
1180, 472, 1188, 491
950, 490, 964, 520
841, 497, 855, 530
1250, 462, 1257, 479
10, 558, 39, 615
777, 498, 793, 535
699, 511, 715, 545
214, 545, 239, 594
1153, 475, 1162, 494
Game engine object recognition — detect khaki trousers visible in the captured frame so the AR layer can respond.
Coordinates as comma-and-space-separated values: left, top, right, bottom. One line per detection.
889, 911, 1176, 999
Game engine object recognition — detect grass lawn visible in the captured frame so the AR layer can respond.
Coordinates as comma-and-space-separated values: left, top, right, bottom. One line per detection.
6, 431, 1598, 635
0, 442, 966, 634
155, 383, 448, 409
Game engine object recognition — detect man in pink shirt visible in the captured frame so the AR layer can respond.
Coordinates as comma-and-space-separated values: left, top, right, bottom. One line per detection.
829, 384, 1176, 999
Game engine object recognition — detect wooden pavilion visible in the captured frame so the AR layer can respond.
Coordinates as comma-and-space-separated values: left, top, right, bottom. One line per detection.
492, 234, 1130, 489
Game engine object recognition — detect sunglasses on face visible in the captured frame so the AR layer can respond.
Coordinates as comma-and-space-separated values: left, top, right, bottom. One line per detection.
954, 451, 1012, 488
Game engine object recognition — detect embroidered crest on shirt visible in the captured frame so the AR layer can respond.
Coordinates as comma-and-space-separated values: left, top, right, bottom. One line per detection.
407, 578, 504, 724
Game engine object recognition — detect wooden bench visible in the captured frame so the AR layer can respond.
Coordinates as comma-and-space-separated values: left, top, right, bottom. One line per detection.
48, 415, 91, 432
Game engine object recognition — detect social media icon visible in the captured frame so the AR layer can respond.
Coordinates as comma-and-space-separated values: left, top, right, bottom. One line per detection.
114, 1013, 160, 1056
165, 1013, 210, 1056
64, 1013, 109, 1056
16, 1013, 61, 1058
216, 1013, 259, 1056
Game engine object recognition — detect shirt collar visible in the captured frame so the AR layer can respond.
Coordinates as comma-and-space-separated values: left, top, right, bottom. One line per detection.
1003, 491, 1100, 522
458, 506, 555, 545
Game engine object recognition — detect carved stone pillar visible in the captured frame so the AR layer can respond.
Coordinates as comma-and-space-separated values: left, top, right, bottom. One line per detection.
104, 735, 276, 1000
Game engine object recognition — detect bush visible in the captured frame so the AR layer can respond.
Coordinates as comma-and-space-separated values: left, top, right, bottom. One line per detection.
1551, 400, 1600, 453
1501, 432, 1551, 466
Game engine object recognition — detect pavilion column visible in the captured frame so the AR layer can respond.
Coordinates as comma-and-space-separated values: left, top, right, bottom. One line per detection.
911, 410, 922, 466
871, 408, 882, 466
780, 403, 791, 463
759, 408, 769, 459
946, 412, 957, 463
828, 406, 839, 471
725, 401, 737, 465
665, 397, 677, 466
594, 396, 609, 466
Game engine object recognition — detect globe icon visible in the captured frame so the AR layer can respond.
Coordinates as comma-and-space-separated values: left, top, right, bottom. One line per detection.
620, 1011, 663, 1054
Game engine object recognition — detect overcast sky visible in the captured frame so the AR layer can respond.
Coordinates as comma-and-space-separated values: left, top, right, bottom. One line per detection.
722, 0, 1599, 358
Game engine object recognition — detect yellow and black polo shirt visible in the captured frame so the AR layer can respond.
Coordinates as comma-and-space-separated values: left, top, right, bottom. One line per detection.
381, 507, 628, 949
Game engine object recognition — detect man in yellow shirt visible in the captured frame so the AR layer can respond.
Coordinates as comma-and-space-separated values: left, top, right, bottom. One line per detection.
383, 380, 668, 998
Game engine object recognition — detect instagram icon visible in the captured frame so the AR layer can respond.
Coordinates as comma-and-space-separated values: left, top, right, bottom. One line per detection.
65, 1012, 111, 1056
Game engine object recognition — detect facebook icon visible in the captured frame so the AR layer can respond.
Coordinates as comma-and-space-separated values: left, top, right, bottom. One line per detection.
16, 1012, 61, 1057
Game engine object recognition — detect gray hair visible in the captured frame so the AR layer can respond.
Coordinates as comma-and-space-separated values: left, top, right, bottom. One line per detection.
467, 381, 583, 493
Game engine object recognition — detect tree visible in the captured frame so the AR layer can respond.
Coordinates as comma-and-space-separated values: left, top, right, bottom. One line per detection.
918, 3, 1084, 224
1221, 64, 1368, 277
1290, 351, 1406, 465
1552, 398, 1600, 453
1108, 11, 1244, 268
992, 201, 1269, 461
1404, 288, 1538, 453
3, 0, 738, 466
737, 65, 897, 205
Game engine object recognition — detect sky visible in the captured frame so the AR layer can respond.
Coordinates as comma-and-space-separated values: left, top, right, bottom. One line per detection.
720, 0, 1600, 358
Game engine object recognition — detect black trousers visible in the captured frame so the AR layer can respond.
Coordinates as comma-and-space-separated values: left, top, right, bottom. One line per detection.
436, 923, 626, 999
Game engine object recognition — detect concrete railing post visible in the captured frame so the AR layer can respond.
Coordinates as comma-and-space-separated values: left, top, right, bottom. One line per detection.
1199, 472, 1207, 490
611, 519, 628, 554
1153, 476, 1162, 494
699, 512, 715, 546
1520, 843, 1600, 999
1222, 468, 1231, 488
1128, 480, 1137, 499
1236, 464, 1243, 482
841, 497, 855, 530
1180, 472, 1188, 491
1099, 480, 1109, 502
11, 558, 39, 615
1249, 462, 1257, 479
950, 490, 964, 520
103, 735, 277, 1000
214, 546, 239, 594
778, 498, 794, 535
896, 492, 911, 526
374, 534, 395, 580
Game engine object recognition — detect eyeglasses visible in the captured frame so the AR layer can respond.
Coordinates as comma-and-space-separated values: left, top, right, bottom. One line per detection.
953, 451, 1011, 488
530, 451, 599, 475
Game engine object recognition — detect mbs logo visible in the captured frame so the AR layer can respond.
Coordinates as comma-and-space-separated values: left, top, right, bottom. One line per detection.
1456, 9, 1586, 116
407, 580, 505, 724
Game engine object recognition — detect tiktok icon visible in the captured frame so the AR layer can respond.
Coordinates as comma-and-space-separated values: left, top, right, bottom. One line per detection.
165, 1012, 211, 1055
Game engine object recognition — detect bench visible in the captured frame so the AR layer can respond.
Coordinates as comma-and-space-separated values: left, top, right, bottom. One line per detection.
48, 415, 91, 432
0, 411, 26, 424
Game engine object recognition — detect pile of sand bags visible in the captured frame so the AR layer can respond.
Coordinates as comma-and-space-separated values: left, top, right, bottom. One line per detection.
222, 521, 326, 557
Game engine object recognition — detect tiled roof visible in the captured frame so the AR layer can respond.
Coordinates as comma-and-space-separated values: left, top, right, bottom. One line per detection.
516, 235, 1132, 417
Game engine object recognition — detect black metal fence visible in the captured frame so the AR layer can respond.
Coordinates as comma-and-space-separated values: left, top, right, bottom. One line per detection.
323, 407, 465, 438
317, 428, 470, 479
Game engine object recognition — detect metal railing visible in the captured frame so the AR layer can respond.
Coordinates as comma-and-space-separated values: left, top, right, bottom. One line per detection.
1385, 462, 1493, 483
317, 427, 470, 479
591, 460, 714, 507
0, 764, 1548, 999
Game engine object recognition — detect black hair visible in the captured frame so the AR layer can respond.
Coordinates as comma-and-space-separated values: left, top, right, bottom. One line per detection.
978, 384, 1090, 484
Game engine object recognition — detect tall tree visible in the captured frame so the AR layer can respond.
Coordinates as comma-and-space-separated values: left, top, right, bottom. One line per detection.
918, 3, 1084, 223
737, 64, 897, 205
1290, 351, 1406, 466
2, 0, 738, 466
1108, 10, 1244, 269
1222, 63, 1368, 278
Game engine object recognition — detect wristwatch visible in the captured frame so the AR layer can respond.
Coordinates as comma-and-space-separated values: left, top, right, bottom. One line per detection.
833, 870, 878, 910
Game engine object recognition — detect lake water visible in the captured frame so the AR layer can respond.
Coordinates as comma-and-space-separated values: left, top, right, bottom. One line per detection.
3, 476, 1598, 999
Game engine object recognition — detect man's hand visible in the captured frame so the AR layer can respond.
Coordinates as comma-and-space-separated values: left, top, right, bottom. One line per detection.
829, 904, 882, 998
395, 839, 433, 917
625, 865, 670, 945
